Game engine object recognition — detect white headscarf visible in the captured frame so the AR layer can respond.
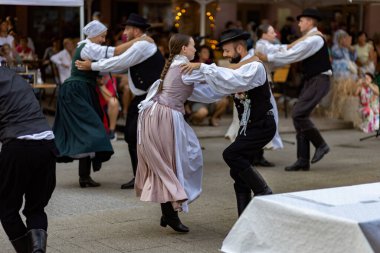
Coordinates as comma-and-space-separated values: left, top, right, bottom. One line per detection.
82, 20, 107, 39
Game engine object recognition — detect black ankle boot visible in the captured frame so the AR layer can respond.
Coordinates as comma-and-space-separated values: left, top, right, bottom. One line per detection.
285, 158, 310, 171
239, 166, 273, 197
27, 229, 47, 253
10, 234, 28, 253
79, 177, 101, 188
160, 202, 189, 233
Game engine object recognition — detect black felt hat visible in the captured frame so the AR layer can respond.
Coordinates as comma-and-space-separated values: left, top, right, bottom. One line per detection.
297, 8, 322, 21
217, 29, 251, 47
122, 13, 151, 29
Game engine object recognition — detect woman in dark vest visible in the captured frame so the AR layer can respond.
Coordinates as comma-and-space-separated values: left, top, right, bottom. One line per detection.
53, 20, 150, 187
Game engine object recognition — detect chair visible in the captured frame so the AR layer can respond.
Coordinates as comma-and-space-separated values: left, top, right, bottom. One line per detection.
272, 65, 290, 118
48, 62, 61, 106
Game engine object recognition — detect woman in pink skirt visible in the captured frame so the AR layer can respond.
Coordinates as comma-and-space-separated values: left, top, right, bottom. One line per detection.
136, 33, 256, 233
135, 33, 227, 233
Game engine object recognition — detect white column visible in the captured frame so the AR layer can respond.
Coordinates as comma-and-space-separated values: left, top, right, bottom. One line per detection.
80, 5, 85, 40
194, 0, 215, 40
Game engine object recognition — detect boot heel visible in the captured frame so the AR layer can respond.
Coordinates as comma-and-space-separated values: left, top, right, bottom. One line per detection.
79, 182, 87, 188
160, 216, 167, 227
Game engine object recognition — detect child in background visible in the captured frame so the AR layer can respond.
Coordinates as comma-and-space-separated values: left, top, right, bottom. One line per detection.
355, 72, 379, 133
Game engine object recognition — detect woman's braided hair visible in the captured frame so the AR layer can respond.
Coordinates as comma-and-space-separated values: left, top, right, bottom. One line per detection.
158, 33, 191, 91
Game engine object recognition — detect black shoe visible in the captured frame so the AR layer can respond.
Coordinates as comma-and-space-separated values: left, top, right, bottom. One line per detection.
121, 178, 135, 189
160, 202, 189, 233
254, 157, 275, 167
27, 229, 47, 253
311, 143, 330, 164
284, 159, 310, 171
160, 215, 190, 233
79, 177, 101, 188
10, 233, 28, 253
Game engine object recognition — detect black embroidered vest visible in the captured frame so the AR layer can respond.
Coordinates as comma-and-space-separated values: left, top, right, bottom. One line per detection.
130, 49, 165, 91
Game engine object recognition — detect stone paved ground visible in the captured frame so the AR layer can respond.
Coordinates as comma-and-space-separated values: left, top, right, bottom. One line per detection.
1, 115, 379, 252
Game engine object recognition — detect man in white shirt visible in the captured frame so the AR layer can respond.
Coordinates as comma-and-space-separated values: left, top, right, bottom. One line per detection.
75, 13, 165, 189
182, 29, 277, 216
256, 8, 332, 171
50, 38, 75, 83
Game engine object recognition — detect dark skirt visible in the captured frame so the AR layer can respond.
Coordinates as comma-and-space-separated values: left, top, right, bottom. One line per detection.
53, 80, 113, 163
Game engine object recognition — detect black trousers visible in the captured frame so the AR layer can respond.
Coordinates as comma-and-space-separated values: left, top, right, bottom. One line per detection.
0, 139, 56, 240
223, 115, 276, 193
124, 94, 146, 176
292, 75, 330, 133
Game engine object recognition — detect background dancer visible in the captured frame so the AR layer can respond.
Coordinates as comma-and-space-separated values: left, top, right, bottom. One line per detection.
256, 8, 332, 172
54, 20, 147, 188
75, 13, 165, 190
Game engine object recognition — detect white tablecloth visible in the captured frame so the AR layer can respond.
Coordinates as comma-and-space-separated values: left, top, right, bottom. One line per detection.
221, 183, 380, 253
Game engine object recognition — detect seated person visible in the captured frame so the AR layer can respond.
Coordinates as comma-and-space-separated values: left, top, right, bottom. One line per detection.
97, 74, 120, 140
188, 97, 229, 126
16, 36, 35, 61
0, 43, 21, 66
355, 72, 379, 133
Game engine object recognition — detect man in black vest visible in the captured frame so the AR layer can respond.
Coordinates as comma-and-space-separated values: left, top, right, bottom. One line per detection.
182, 29, 276, 216
76, 13, 165, 189
0, 67, 57, 252
256, 9, 331, 171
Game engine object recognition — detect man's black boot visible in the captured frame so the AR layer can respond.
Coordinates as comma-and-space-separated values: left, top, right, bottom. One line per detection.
27, 229, 47, 253
239, 166, 273, 196
234, 184, 252, 216
285, 133, 310, 171
10, 233, 28, 253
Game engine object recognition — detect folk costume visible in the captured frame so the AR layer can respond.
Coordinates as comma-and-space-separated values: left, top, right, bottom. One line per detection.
0, 67, 57, 252
265, 9, 332, 171
89, 14, 165, 190
53, 20, 114, 187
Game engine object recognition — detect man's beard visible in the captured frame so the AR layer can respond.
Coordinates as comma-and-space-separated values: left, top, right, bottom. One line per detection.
229, 53, 242, 64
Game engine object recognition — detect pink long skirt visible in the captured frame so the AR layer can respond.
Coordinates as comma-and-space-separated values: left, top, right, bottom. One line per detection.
135, 103, 188, 210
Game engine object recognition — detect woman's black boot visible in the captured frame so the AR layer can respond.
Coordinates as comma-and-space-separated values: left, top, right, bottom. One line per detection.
160, 202, 189, 233
79, 157, 100, 187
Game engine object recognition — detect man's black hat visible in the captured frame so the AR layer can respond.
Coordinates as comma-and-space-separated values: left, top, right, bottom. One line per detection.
122, 13, 151, 29
217, 29, 251, 47
297, 8, 322, 21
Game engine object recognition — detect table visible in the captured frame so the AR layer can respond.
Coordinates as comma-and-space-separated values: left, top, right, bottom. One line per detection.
31, 83, 57, 105
221, 183, 380, 253
32, 83, 57, 89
